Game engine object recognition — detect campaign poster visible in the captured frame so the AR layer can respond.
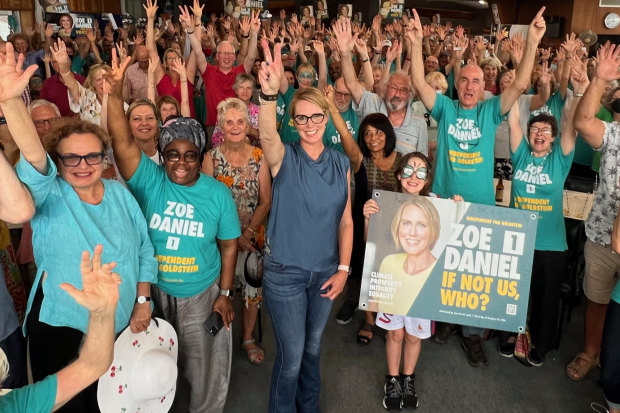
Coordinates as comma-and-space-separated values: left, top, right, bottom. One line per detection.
380, 0, 404, 20
315, 0, 328, 21
225, 0, 264, 18
45, 13, 94, 38
38, 0, 70, 14
359, 190, 537, 333
337, 4, 352, 19
300, 5, 313, 26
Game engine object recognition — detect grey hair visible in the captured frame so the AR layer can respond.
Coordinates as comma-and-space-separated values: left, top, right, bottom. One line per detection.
216, 40, 237, 55
233, 73, 255, 91
28, 99, 61, 117
217, 97, 250, 128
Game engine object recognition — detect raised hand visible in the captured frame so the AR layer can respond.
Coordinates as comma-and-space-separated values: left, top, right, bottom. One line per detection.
324, 84, 337, 112
528, 6, 546, 43
178, 5, 194, 31
87, 28, 97, 43
386, 39, 400, 62
332, 18, 355, 56
50, 38, 71, 73
0, 43, 37, 103
107, 48, 132, 96
312, 40, 325, 55
455, 25, 464, 39
60, 245, 121, 316
133, 31, 145, 45
190, 0, 203, 21
562, 32, 579, 57
404, 8, 424, 47
258, 39, 283, 95
595, 43, 620, 82
240, 16, 250, 36
169, 58, 187, 81
143, 0, 158, 20
116, 42, 127, 61
540, 46, 551, 61
44, 22, 54, 39
250, 9, 261, 34
538, 61, 552, 85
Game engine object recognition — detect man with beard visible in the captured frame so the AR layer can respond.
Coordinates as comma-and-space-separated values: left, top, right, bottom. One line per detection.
335, 21, 428, 156
322, 76, 360, 152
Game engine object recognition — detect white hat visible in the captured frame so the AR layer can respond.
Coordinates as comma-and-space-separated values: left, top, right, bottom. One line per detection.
98, 318, 178, 413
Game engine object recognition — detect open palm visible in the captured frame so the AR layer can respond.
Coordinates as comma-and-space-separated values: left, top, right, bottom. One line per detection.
0, 43, 37, 103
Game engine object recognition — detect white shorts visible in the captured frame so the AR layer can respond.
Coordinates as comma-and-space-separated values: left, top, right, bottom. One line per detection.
376, 312, 431, 339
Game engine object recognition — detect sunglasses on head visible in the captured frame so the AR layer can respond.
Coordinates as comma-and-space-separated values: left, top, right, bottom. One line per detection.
400, 165, 427, 180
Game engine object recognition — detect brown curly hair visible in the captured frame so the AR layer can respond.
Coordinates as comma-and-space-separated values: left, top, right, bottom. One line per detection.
45, 118, 111, 167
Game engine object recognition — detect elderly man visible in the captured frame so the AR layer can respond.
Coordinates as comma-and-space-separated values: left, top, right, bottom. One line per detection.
334, 19, 428, 156
323, 75, 360, 152
568, 44, 620, 387
40, 56, 85, 118
29, 100, 61, 145
123, 45, 150, 104
407, 7, 547, 367
424, 55, 439, 75
188, 5, 259, 138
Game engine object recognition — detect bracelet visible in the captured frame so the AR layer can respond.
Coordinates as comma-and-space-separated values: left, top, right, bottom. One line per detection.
574, 93, 583, 97
259, 91, 278, 101
259, 98, 277, 105
338, 265, 350, 273
187, 30, 194, 34
360, 57, 369, 63
242, 33, 249, 38
245, 227, 256, 236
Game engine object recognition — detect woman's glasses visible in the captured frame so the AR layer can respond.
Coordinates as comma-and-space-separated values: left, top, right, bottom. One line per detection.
165, 150, 199, 163
58, 152, 105, 167
293, 113, 325, 125
400, 165, 427, 180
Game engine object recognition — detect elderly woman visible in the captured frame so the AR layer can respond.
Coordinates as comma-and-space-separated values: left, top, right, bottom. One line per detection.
503, 60, 587, 365
258, 44, 353, 412
203, 97, 271, 365
211, 74, 260, 147
0, 43, 157, 412
107, 50, 239, 413
156, 95, 181, 123
144, 0, 197, 118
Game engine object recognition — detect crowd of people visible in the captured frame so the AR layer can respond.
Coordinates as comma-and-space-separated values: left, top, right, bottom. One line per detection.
0, 2, 619, 413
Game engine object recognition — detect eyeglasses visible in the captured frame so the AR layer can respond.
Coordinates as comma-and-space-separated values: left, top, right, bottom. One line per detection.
386, 84, 410, 96
218, 51, 236, 57
297, 72, 315, 80
58, 152, 105, 167
363, 129, 385, 138
33, 118, 58, 128
293, 113, 325, 125
400, 165, 427, 180
529, 127, 553, 136
165, 150, 199, 163
335, 91, 352, 100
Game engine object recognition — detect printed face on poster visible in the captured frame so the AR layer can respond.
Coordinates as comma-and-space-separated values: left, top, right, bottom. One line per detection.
315, 0, 328, 20
359, 190, 538, 333
39, 0, 70, 14
225, 0, 265, 18
45, 13, 94, 38
338, 4, 352, 19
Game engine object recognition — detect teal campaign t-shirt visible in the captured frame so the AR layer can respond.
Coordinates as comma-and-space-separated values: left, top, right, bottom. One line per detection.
529, 90, 567, 124
278, 87, 299, 143
322, 105, 359, 152
430, 94, 505, 205
127, 154, 241, 297
510, 137, 574, 251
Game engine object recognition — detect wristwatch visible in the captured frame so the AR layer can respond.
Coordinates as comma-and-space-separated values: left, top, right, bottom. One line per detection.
219, 289, 234, 299
135, 295, 151, 304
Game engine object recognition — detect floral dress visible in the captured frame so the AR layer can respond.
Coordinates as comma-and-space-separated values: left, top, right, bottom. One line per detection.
210, 145, 265, 306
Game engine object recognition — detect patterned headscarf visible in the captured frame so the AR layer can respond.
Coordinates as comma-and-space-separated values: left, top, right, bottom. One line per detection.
159, 116, 206, 154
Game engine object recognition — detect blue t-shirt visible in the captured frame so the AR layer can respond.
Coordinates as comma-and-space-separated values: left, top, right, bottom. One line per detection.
430, 94, 505, 205
510, 138, 574, 251
16, 155, 158, 334
267, 142, 349, 271
0, 374, 56, 412
126, 154, 241, 297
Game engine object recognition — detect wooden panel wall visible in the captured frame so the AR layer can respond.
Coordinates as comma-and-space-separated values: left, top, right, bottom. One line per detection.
571, 0, 620, 34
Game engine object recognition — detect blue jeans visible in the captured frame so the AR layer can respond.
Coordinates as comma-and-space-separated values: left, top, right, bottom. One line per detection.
601, 299, 620, 410
263, 254, 335, 413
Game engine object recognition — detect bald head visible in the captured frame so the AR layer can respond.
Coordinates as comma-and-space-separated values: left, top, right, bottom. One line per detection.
456, 64, 484, 109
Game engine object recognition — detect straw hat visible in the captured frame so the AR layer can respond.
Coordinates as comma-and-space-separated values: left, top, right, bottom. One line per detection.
98, 318, 178, 413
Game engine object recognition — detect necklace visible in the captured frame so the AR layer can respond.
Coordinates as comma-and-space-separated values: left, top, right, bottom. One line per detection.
528, 150, 550, 176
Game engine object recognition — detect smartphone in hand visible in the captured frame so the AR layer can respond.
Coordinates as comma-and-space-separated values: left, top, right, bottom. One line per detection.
204, 312, 224, 336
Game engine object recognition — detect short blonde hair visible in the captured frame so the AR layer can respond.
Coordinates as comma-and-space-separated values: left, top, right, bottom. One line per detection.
425, 71, 448, 93
217, 97, 250, 128
390, 197, 441, 251
289, 87, 329, 117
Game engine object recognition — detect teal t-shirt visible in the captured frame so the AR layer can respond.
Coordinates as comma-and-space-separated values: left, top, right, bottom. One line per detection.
510, 137, 574, 251
278, 87, 299, 143
127, 153, 241, 297
0, 374, 56, 412
529, 91, 566, 124
322, 105, 359, 152
430, 94, 505, 205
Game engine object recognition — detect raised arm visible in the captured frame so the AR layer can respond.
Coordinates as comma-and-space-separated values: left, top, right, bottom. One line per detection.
242, 10, 260, 74
257, 40, 285, 176
314, 40, 327, 91
354, 37, 374, 91
333, 19, 365, 105
0, 150, 34, 223
530, 65, 551, 111
54, 245, 119, 411
325, 85, 362, 172
574, 43, 620, 149
500, 7, 546, 115
559, 56, 589, 155
50, 39, 80, 103
144, 0, 165, 84
182, 0, 208, 76
169, 58, 191, 117
106, 50, 143, 180
507, 100, 522, 153
147, 57, 157, 103
0, 43, 47, 173
406, 9, 437, 112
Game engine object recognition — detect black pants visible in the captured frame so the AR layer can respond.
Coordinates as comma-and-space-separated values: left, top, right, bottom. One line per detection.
528, 249, 566, 355
0, 326, 27, 389
27, 286, 100, 413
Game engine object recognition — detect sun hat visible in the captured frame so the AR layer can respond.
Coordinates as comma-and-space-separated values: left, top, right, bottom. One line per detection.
97, 318, 178, 413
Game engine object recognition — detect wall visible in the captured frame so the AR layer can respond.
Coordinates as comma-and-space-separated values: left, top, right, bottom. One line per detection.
571, 0, 620, 34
